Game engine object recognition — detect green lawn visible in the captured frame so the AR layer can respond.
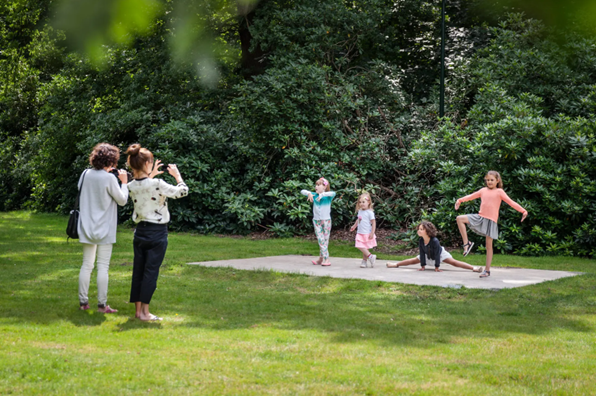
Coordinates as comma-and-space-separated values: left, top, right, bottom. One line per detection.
1, 212, 595, 395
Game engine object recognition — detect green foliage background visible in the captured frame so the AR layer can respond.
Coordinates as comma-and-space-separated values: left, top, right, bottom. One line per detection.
1, 0, 595, 255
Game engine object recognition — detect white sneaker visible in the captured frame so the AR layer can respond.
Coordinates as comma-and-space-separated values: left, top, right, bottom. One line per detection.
368, 254, 376, 268
360, 259, 368, 268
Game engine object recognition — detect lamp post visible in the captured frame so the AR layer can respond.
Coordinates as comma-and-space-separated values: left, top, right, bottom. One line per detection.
439, 0, 446, 117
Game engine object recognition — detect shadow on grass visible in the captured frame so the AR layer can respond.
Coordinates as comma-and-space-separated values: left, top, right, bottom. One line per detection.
116, 317, 163, 331
0, 307, 110, 327
65, 311, 109, 327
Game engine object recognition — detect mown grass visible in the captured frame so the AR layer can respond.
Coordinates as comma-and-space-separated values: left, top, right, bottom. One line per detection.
1, 211, 595, 395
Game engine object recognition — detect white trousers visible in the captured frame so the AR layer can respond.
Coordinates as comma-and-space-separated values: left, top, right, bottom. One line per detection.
79, 243, 113, 306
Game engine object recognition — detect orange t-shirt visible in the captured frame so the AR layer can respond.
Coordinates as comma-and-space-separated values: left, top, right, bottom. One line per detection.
457, 187, 526, 223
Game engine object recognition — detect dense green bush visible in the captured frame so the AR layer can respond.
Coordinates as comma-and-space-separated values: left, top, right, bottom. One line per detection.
143, 59, 430, 233
411, 16, 596, 256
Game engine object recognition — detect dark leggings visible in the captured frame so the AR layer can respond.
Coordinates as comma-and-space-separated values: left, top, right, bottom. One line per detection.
130, 222, 168, 304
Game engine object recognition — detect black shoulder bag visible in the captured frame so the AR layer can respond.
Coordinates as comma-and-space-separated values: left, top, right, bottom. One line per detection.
66, 170, 88, 241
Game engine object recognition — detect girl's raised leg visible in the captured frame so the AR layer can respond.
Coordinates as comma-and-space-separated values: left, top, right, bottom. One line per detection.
456, 215, 474, 255
456, 215, 470, 245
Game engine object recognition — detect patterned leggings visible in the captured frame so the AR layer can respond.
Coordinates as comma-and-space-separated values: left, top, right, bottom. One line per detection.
313, 219, 332, 260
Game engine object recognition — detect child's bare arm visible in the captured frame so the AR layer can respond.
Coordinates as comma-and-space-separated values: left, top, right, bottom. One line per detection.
369, 219, 376, 239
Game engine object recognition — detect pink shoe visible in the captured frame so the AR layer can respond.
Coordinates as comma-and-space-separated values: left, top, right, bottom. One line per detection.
79, 304, 90, 310
97, 305, 118, 313
321, 262, 331, 266
311, 260, 321, 265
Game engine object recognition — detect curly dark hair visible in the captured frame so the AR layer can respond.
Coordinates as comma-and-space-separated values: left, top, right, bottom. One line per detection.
89, 143, 120, 170
417, 221, 438, 238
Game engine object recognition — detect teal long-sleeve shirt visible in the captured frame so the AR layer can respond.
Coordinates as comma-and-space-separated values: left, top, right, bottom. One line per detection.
300, 190, 336, 220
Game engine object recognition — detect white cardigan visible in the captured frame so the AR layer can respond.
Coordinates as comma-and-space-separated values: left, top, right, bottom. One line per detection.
128, 178, 188, 224
77, 169, 129, 245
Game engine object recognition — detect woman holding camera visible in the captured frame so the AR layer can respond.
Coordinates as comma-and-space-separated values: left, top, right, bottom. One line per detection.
126, 144, 188, 321
78, 143, 129, 312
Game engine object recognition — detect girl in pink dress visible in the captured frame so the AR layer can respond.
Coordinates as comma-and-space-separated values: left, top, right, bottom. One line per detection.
350, 192, 377, 268
455, 171, 528, 278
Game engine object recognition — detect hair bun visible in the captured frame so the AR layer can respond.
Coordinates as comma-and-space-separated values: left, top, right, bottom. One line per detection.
126, 143, 141, 156
126, 144, 154, 173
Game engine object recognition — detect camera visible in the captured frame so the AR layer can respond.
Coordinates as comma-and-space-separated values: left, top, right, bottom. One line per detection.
108, 168, 133, 183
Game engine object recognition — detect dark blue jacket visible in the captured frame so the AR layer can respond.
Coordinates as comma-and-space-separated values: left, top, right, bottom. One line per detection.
419, 237, 443, 268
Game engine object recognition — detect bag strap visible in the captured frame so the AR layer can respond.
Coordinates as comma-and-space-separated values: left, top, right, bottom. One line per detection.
76, 170, 89, 210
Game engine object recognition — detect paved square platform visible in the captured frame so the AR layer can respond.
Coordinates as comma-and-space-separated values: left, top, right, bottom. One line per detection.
188, 255, 582, 290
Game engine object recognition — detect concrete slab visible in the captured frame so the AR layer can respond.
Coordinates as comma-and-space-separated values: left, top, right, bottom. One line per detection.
188, 255, 582, 290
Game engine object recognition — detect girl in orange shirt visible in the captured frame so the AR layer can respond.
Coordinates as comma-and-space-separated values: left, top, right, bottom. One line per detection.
455, 171, 528, 278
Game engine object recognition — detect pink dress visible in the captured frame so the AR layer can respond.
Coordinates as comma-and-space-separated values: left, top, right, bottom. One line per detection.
355, 209, 377, 249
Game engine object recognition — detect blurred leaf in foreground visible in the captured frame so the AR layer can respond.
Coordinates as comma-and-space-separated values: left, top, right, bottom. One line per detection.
51, 0, 258, 85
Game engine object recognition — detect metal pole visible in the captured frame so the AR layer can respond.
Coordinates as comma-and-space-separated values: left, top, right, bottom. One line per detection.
439, 0, 445, 117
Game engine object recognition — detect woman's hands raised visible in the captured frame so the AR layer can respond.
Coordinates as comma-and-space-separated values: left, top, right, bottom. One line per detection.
148, 160, 182, 183
149, 159, 164, 179
167, 164, 183, 183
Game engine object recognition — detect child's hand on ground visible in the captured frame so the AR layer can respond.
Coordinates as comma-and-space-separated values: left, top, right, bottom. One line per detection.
434, 268, 443, 272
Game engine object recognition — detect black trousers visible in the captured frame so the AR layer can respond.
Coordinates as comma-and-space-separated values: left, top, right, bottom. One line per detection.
130, 222, 168, 304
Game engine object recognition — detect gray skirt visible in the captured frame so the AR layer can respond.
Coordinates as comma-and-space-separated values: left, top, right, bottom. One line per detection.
467, 214, 499, 240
